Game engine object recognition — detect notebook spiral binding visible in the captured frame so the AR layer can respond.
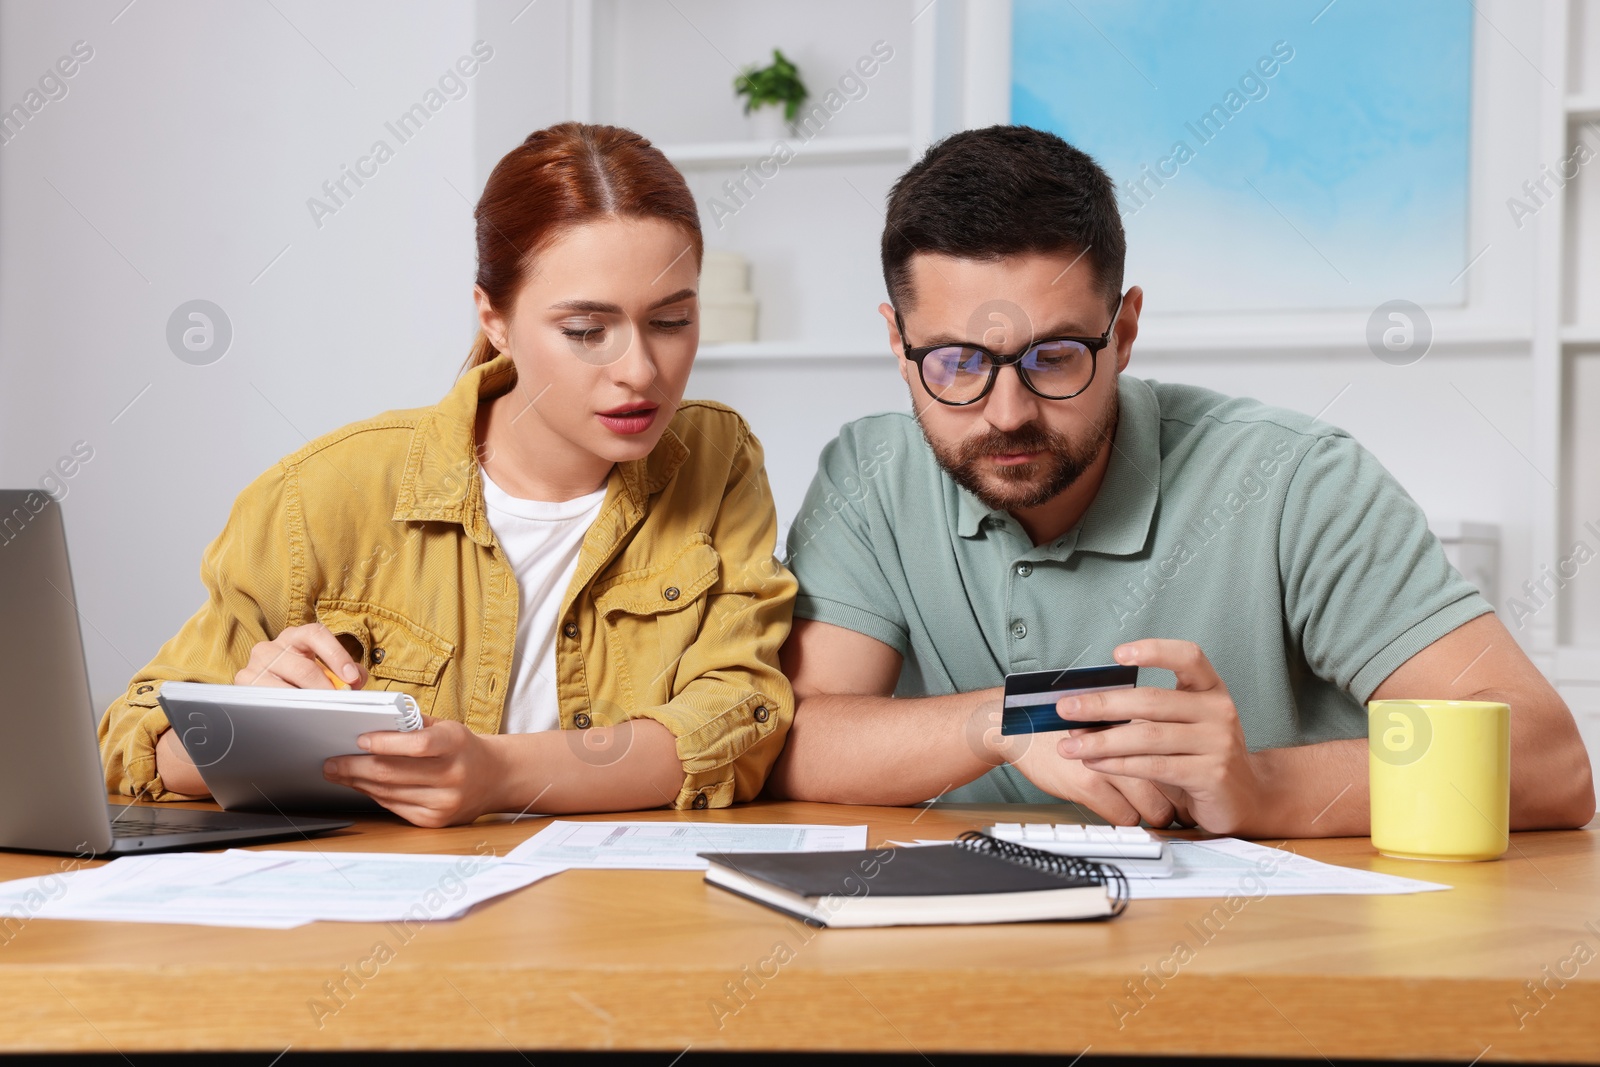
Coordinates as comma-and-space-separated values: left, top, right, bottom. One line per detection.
395, 694, 424, 732
955, 830, 1131, 916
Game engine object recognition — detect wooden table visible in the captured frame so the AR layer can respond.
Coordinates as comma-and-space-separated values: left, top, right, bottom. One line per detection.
0, 799, 1595, 1062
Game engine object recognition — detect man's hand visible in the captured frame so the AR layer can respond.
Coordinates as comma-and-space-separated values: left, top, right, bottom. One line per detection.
1005, 732, 1185, 826
1056, 639, 1264, 834
323, 716, 501, 827
980, 701, 1186, 826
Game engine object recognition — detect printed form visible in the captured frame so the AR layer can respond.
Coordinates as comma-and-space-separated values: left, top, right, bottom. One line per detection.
891, 837, 1450, 898
505, 821, 868, 870
0, 849, 564, 929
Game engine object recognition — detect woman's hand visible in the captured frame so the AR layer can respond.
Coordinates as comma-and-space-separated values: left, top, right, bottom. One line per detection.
153, 725, 210, 796
152, 622, 366, 796
323, 716, 502, 827
235, 622, 368, 689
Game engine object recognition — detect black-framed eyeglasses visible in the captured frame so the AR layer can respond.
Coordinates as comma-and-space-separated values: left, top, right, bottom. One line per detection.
894, 293, 1125, 406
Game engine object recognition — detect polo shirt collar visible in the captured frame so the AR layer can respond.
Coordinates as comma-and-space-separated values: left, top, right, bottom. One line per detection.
953, 374, 1162, 557
1076, 375, 1161, 556
955, 481, 992, 538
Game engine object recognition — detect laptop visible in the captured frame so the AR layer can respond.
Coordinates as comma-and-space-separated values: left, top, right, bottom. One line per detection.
0, 489, 351, 855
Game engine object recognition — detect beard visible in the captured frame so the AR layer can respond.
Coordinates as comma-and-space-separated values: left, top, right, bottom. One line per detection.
918, 393, 1119, 512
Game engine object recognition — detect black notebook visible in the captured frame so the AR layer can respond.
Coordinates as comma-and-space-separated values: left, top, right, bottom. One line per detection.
700, 830, 1130, 928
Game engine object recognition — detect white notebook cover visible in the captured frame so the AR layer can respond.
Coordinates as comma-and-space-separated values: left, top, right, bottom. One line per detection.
156, 681, 421, 813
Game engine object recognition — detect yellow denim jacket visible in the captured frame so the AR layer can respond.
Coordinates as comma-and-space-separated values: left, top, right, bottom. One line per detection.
97, 354, 796, 809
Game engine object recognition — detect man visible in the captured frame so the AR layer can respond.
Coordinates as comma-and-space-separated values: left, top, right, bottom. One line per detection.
767, 125, 1594, 836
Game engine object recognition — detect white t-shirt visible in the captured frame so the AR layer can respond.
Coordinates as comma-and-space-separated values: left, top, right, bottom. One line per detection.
479, 467, 606, 734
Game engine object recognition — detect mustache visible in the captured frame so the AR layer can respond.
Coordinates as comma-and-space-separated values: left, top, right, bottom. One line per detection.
956, 423, 1063, 462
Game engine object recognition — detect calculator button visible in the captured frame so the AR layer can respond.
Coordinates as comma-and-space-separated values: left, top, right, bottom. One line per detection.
985, 822, 1166, 859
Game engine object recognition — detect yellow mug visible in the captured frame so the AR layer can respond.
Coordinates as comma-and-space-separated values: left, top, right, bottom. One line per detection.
1367, 699, 1510, 862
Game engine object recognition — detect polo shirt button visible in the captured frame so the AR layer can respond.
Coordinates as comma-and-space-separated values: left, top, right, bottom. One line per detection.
753, 705, 770, 723
562, 622, 579, 639
663, 586, 680, 601
693, 793, 709, 809
1016, 562, 1033, 577
574, 712, 592, 729
1010, 620, 1028, 640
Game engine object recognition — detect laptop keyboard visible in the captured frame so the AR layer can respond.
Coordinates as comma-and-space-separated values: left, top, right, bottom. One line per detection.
109, 815, 229, 837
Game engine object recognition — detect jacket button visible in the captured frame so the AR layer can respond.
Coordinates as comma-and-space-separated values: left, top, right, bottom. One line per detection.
692, 793, 709, 809
135, 685, 153, 695
663, 586, 680, 601
562, 622, 579, 639
370, 647, 385, 665
574, 712, 592, 729
753, 705, 770, 723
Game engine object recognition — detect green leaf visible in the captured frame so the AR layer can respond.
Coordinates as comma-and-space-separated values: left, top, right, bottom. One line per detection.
732, 46, 809, 118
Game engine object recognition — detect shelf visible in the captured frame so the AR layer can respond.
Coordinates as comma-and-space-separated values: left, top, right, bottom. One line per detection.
695, 338, 889, 362
694, 319, 1533, 364
1562, 323, 1600, 345
1568, 94, 1600, 122
1133, 318, 1529, 359
661, 133, 913, 170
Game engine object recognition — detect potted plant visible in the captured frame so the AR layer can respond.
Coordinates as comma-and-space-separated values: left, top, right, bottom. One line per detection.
734, 48, 808, 141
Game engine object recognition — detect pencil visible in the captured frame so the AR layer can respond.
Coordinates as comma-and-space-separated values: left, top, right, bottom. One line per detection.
317, 661, 352, 690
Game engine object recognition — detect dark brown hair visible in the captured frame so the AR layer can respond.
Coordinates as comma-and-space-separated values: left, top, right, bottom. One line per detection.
881, 125, 1125, 314
461, 122, 703, 372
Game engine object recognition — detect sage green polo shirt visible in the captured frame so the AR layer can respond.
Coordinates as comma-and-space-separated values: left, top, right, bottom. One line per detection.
786, 374, 1493, 804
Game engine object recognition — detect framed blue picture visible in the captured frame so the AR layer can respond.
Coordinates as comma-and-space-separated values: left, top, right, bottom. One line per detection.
1012, 0, 1474, 313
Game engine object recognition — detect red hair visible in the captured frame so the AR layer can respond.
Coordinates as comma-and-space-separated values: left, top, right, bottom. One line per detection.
462, 122, 703, 372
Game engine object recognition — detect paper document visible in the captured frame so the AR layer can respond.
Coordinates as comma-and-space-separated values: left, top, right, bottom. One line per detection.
893, 837, 1448, 898
0, 849, 563, 929
505, 821, 868, 870
1126, 837, 1448, 898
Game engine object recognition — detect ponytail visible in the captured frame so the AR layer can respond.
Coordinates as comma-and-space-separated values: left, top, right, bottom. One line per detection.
460, 328, 500, 376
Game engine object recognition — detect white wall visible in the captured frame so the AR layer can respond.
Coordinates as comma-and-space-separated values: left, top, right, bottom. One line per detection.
1, 0, 1597, 786
1, 0, 484, 707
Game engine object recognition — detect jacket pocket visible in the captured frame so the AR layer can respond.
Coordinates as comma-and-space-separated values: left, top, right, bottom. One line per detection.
314, 599, 454, 717
592, 536, 721, 706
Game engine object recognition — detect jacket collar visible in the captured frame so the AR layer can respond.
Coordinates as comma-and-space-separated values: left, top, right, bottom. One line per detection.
392, 354, 689, 545
953, 374, 1161, 557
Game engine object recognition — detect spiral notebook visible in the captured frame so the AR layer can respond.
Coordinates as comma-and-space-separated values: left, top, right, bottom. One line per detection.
156, 682, 422, 813
699, 831, 1130, 928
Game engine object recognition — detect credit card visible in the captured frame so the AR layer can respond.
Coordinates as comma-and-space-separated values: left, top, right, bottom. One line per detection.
1001, 664, 1138, 735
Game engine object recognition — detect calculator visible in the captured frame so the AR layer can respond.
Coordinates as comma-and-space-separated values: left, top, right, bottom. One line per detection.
986, 822, 1175, 877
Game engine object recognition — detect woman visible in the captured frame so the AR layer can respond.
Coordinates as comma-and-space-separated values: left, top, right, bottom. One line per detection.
98, 123, 796, 827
